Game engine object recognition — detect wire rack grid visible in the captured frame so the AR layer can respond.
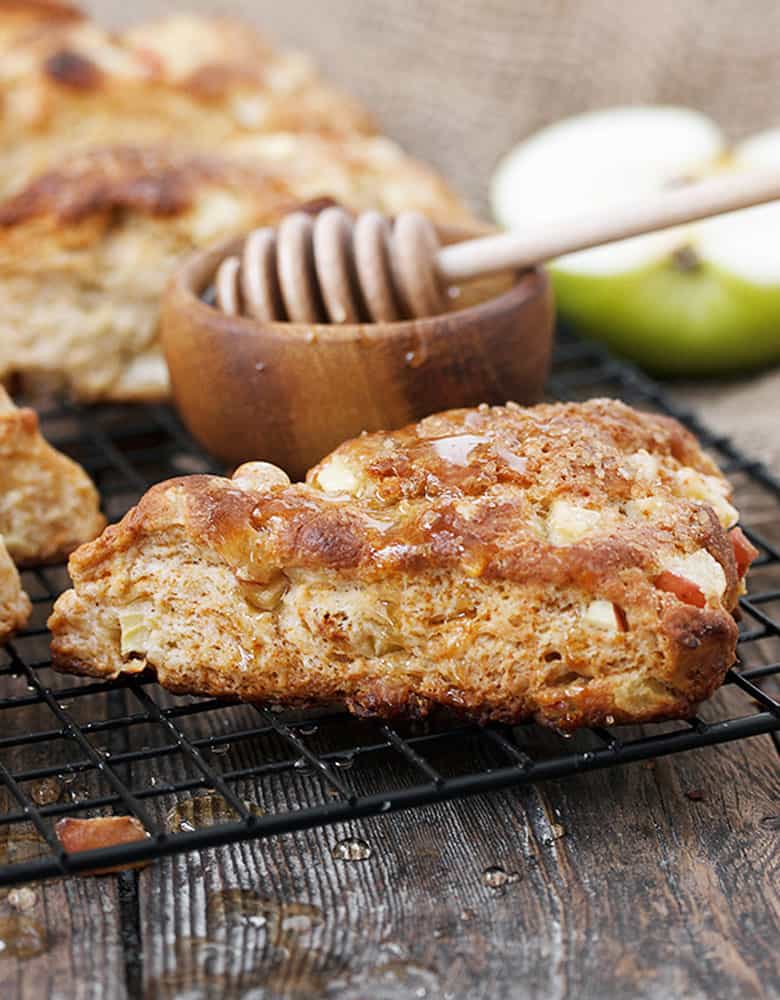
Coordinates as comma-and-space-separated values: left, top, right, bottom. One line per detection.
0, 333, 778, 886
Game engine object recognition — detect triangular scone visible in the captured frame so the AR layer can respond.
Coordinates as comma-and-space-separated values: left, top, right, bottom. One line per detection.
0, 535, 30, 642
0, 387, 104, 564
49, 400, 756, 731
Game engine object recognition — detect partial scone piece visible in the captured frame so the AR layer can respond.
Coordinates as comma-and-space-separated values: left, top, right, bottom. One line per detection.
0, 536, 30, 642
0, 386, 104, 563
49, 400, 757, 730
0, 9, 373, 197
0, 141, 470, 402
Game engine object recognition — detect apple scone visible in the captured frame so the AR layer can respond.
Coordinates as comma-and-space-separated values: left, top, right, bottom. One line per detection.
0, 386, 104, 564
49, 399, 756, 730
0, 8, 374, 198
0, 139, 470, 403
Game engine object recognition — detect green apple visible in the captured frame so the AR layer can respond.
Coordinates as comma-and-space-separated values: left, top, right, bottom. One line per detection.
490, 106, 780, 375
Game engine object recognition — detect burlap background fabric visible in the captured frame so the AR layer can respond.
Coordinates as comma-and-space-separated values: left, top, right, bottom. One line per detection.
86, 0, 780, 470
89, 0, 780, 213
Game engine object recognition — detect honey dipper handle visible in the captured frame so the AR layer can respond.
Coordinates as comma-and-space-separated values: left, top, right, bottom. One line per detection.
436, 168, 780, 282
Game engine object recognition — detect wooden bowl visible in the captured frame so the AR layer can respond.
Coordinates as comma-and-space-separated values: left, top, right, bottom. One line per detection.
162, 226, 554, 481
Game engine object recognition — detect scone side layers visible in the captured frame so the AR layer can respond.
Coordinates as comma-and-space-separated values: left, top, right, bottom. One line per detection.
49, 545, 737, 730
49, 400, 754, 730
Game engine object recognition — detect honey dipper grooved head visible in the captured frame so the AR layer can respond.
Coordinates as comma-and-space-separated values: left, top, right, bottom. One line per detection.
214, 208, 446, 324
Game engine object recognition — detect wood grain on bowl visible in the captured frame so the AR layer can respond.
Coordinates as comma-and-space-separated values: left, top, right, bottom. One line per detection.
162, 227, 554, 479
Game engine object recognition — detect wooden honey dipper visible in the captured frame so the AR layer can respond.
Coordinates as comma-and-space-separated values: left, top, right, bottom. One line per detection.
214, 169, 780, 324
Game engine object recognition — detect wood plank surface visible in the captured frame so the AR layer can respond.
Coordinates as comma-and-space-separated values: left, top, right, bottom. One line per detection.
6, 687, 779, 998
0, 625, 127, 1000
126, 681, 780, 1000
0, 875, 127, 1000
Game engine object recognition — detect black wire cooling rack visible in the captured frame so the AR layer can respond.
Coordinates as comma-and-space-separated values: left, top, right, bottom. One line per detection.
1, 332, 778, 886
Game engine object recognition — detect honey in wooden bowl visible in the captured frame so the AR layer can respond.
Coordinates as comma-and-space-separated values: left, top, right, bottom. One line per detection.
162, 225, 554, 481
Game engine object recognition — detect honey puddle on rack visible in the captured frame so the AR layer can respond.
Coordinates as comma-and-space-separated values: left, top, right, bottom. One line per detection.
0, 915, 47, 959
331, 836, 372, 861
166, 793, 264, 833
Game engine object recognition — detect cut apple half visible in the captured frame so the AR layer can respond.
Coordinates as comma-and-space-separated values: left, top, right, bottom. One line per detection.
491, 106, 780, 375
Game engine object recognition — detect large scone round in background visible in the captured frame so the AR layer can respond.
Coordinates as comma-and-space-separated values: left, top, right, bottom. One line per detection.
49, 399, 757, 731
0, 139, 472, 402
0, 9, 374, 198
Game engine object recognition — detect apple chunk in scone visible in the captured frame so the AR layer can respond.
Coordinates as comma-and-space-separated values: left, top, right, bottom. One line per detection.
49, 399, 757, 732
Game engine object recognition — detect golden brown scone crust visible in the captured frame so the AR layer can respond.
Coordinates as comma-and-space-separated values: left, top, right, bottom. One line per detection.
0, 137, 471, 230
0, 11, 374, 197
0, 140, 471, 402
0, 534, 30, 642
224, 133, 473, 225
0, 144, 293, 227
49, 399, 754, 731
0, 385, 104, 563
0, 1, 82, 54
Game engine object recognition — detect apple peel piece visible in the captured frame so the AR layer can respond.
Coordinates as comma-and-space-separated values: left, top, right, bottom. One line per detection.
730, 526, 759, 579
55, 816, 150, 875
654, 570, 706, 609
